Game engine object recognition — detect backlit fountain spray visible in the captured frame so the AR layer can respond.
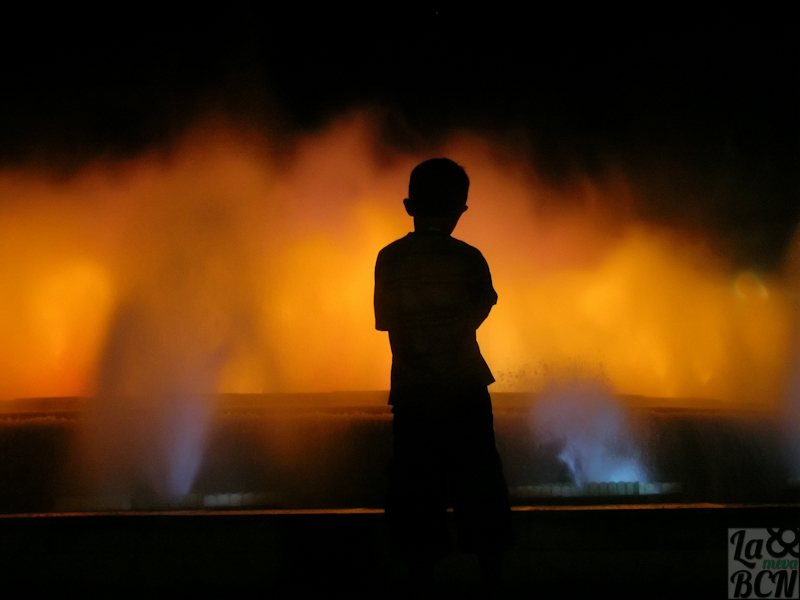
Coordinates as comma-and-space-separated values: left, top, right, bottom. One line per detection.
0, 114, 796, 505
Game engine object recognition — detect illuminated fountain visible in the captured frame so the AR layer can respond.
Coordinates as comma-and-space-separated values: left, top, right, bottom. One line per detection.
518, 381, 654, 499
532, 381, 648, 485
0, 115, 797, 511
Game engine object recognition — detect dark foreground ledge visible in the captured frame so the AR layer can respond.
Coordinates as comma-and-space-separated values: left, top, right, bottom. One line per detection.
1, 504, 797, 598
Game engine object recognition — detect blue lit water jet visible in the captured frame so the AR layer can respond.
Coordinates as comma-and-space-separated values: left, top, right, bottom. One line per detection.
531, 381, 649, 486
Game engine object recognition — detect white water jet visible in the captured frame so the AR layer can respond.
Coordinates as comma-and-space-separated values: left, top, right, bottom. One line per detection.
85, 299, 227, 504
785, 353, 800, 479
531, 380, 649, 486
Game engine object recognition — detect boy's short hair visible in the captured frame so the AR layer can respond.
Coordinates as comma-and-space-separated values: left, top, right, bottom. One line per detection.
408, 158, 469, 217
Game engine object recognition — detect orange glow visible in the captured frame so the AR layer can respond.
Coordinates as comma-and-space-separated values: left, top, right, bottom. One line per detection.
0, 115, 795, 407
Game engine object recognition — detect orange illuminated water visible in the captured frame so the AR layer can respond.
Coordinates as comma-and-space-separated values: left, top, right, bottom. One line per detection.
0, 115, 796, 409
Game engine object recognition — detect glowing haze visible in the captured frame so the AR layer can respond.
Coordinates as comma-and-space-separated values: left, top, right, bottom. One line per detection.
0, 115, 794, 407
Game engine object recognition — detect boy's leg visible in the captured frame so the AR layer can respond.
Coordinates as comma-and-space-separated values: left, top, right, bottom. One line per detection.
477, 550, 504, 589
448, 387, 515, 557
386, 405, 451, 563
407, 553, 437, 591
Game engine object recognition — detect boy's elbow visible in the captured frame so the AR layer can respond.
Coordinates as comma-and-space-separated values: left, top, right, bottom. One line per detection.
375, 314, 390, 331
469, 309, 491, 330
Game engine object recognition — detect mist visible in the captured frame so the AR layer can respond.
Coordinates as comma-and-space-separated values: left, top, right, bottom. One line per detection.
0, 114, 795, 408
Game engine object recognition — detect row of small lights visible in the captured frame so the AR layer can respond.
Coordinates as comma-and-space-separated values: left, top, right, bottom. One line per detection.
514, 482, 682, 497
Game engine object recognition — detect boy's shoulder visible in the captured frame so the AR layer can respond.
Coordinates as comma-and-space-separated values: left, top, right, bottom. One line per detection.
378, 233, 486, 263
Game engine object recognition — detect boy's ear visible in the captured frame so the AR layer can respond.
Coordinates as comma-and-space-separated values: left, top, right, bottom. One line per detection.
403, 198, 415, 216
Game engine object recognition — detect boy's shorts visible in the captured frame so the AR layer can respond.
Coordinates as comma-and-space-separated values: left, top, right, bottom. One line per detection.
385, 385, 515, 558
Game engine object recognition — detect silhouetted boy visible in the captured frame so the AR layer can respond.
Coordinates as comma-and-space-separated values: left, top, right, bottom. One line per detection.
374, 158, 514, 590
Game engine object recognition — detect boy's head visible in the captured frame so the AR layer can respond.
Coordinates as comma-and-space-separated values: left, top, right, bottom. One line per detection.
405, 158, 469, 217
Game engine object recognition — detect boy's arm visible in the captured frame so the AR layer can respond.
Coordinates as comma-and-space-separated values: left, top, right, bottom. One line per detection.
471, 299, 495, 329
470, 293, 496, 330
469, 253, 497, 330
374, 251, 390, 332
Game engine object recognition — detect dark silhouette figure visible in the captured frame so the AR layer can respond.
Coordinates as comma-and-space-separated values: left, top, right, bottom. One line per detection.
374, 158, 514, 591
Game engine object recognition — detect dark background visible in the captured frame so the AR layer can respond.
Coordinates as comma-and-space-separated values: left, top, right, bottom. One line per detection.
2, 12, 797, 270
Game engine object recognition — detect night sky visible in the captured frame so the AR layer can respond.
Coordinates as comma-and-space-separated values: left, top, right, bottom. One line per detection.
2, 14, 797, 270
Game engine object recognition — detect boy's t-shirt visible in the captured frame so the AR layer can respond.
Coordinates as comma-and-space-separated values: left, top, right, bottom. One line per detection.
374, 231, 496, 400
